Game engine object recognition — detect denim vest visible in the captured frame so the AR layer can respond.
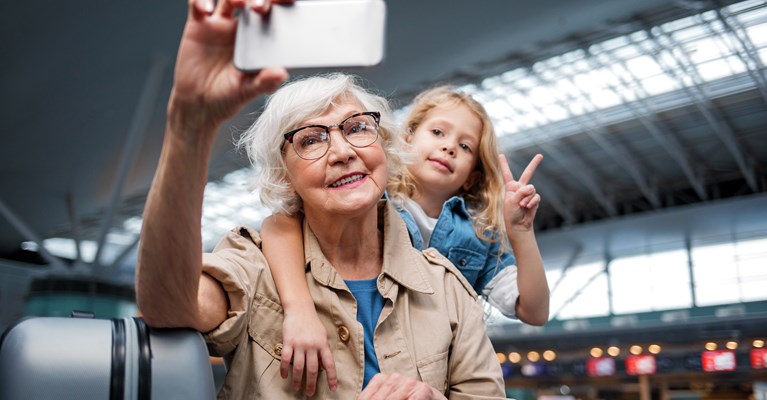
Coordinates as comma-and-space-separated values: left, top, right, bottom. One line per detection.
396, 196, 515, 294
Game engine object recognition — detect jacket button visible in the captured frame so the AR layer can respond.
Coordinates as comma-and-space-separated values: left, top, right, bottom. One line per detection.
337, 325, 350, 342
274, 343, 283, 356
460, 259, 467, 266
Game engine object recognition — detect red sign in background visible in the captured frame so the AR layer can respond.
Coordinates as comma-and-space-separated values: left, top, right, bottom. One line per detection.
586, 357, 616, 377
751, 348, 767, 369
702, 350, 736, 372
625, 354, 656, 376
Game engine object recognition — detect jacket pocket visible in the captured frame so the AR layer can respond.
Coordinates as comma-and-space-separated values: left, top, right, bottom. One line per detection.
416, 350, 449, 394
247, 293, 285, 358
246, 293, 284, 387
446, 247, 484, 285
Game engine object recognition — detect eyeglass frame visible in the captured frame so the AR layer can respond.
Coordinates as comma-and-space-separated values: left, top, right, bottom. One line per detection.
283, 111, 381, 160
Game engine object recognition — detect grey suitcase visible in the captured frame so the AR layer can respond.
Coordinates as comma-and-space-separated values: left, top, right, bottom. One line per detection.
0, 316, 216, 400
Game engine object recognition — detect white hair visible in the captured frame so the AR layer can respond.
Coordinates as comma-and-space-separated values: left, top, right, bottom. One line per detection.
237, 73, 408, 214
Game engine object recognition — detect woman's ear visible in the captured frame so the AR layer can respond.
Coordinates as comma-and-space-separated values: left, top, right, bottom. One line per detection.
462, 170, 482, 191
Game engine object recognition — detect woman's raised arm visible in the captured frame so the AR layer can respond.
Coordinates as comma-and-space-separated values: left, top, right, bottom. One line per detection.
135, 0, 289, 331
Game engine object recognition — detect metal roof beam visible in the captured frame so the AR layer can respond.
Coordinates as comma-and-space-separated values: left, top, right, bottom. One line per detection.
66, 193, 83, 266
92, 55, 167, 269
591, 42, 709, 201
505, 154, 577, 225
530, 67, 662, 208
644, 23, 758, 192
549, 243, 584, 295
714, 8, 767, 105
495, 82, 619, 217
551, 261, 606, 320
0, 197, 66, 269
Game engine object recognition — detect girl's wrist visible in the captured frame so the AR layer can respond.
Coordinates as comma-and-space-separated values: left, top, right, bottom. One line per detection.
506, 227, 535, 246
282, 299, 317, 314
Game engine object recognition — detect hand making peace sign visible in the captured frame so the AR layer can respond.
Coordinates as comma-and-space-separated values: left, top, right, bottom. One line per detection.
500, 153, 543, 233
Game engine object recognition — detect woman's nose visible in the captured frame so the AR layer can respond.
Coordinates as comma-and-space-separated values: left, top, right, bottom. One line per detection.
327, 129, 356, 162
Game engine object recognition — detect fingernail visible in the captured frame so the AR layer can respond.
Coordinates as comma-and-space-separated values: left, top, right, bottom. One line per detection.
204, 0, 214, 13
253, 0, 265, 7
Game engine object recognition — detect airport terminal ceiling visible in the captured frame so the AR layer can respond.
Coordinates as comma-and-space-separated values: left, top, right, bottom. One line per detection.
2, 2, 767, 397
1, 1, 765, 271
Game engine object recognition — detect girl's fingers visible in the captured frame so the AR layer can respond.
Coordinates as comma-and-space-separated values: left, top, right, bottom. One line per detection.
291, 351, 305, 391
518, 154, 543, 185
517, 185, 536, 207
526, 194, 541, 209
499, 154, 515, 183
521, 193, 540, 209
280, 345, 294, 379
304, 351, 319, 396
320, 347, 338, 391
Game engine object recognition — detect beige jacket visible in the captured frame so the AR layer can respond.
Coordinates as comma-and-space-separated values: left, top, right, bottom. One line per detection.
203, 201, 505, 399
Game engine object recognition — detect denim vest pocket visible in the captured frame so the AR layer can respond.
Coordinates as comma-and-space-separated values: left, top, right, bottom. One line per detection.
416, 350, 448, 394
446, 247, 484, 286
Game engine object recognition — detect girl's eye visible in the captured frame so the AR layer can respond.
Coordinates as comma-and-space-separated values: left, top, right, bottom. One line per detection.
460, 143, 473, 153
431, 129, 443, 136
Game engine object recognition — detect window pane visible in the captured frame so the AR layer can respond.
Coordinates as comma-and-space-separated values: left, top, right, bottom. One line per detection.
558, 273, 609, 319
610, 255, 652, 314
551, 262, 608, 319
648, 250, 693, 310
695, 281, 741, 306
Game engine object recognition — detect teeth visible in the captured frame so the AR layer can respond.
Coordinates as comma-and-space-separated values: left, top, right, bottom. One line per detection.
330, 174, 364, 188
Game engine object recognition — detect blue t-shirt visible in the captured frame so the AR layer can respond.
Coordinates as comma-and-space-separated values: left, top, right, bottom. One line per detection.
345, 278, 385, 389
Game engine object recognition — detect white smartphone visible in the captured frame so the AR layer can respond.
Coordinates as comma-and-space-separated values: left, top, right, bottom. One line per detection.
233, 0, 386, 71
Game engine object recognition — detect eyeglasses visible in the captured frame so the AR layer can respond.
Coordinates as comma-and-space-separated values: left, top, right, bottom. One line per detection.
283, 111, 381, 160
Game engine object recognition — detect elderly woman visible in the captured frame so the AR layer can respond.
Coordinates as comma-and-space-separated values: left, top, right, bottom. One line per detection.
136, 0, 505, 399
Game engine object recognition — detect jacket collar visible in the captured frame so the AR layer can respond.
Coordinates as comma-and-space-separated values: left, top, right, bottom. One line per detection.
303, 200, 434, 295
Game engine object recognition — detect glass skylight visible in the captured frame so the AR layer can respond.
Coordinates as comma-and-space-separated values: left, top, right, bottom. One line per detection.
463, 0, 767, 150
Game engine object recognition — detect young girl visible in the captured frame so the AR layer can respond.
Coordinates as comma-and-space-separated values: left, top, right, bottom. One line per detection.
259, 86, 550, 395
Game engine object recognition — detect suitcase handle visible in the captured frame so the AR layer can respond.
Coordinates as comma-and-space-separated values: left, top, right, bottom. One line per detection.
110, 318, 126, 400
133, 317, 152, 400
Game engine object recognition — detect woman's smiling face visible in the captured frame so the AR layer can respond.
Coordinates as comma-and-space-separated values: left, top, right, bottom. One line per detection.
283, 101, 389, 218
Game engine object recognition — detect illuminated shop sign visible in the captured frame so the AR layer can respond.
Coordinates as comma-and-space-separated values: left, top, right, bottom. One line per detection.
701, 350, 736, 372
625, 354, 656, 375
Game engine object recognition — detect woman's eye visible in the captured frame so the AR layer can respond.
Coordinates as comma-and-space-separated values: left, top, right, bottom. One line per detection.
297, 131, 326, 148
347, 122, 367, 134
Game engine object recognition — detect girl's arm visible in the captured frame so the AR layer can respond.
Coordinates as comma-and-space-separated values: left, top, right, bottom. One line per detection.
499, 154, 550, 326
260, 214, 337, 395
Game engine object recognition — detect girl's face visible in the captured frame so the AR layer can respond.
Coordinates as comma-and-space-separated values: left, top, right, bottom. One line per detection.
407, 103, 482, 203
283, 101, 389, 219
